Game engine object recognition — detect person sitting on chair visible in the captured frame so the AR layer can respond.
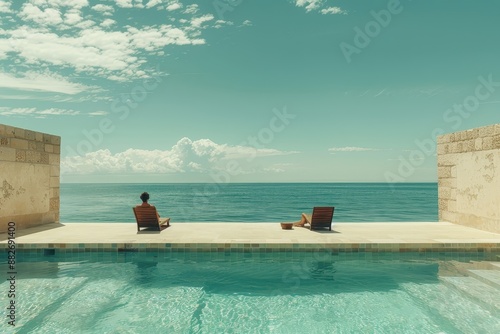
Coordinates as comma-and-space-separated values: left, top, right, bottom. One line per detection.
137, 192, 169, 227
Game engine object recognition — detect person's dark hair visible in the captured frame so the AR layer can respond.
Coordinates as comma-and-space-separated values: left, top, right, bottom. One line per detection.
140, 192, 150, 202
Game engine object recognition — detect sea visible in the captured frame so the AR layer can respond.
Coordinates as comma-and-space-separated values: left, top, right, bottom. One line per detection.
60, 183, 438, 223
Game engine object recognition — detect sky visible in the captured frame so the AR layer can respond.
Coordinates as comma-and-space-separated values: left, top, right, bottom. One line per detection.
0, 0, 499, 183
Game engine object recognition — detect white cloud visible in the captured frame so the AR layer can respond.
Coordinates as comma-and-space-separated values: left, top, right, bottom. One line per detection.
0, 0, 12, 13
146, 0, 163, 8
91, 4, 114, 15
20, 4, 64, 26
222, 145, 298, 159
2, 22, 207, 81
295, 0, 323, 12
214, 20, 234, 29
0, 93, 107, 102
328, 147, 382, 152
166, 0, 182, 11
114, 0, 133, 8
18, 0, 93, 29
111, 0, 144, 8
37, 108, 80, 115
295, 1, 346, 15
134, 0, 145, 8
263, 167, 285, 173
75, 19, 97, 29
242, 20, 252, 26
0, 94, 37, 100
0, 71, 93, 94
321, 7, 346, 15
0, 107, 36, 116
191, 14, 214, 28
183, 4, 198, 14
64, 11, 83, 25
100, 19, 115, 28
62, 137, 298, 175
31, 0, 89, 8
0, 0, 237, 92
0, 107, 80, 117
166, 4, 180, 11
88, 111, 109, 116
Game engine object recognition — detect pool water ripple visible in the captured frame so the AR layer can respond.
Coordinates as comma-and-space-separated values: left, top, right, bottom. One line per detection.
2, 253, 499, 333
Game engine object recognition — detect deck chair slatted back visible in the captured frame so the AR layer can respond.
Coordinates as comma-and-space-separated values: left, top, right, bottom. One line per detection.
310, 207, 335, 231
133, 206, 162, 231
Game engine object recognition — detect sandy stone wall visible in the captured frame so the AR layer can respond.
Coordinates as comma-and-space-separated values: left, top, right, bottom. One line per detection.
437, 124, 500, 233
0, 124, 60, 232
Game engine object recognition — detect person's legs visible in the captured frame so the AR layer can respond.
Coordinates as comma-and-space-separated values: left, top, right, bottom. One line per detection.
293, 213, 311, 227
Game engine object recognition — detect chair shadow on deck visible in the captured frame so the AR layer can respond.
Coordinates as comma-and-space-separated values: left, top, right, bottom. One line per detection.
135, 226, 170, 235
310, 229, 341, 234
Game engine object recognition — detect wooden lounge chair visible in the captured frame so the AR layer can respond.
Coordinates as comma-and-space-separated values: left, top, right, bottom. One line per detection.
133, 206, 170, 231
307, 207, 335, 231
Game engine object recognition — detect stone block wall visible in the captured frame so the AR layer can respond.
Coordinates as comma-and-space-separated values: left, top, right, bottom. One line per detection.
437, 123, 500, 233
0, 124, 60, 232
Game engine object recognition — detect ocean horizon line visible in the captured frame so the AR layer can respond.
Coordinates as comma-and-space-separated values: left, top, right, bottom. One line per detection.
60, 183, 438, 222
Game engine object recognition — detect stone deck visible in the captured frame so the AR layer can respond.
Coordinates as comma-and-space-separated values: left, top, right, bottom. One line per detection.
2, 222, 500, 253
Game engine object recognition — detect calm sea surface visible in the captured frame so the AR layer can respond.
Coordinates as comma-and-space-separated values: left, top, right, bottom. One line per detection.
60, 183, 438, 223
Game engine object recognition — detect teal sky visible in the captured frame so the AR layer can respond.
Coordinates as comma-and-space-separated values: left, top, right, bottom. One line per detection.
1, 0, 499, 183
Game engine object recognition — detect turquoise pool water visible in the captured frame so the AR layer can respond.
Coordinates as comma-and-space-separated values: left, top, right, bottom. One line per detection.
2, 252, 500, 333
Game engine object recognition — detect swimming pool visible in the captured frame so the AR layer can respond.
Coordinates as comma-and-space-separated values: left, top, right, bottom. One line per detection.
2, 252, 500, 333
